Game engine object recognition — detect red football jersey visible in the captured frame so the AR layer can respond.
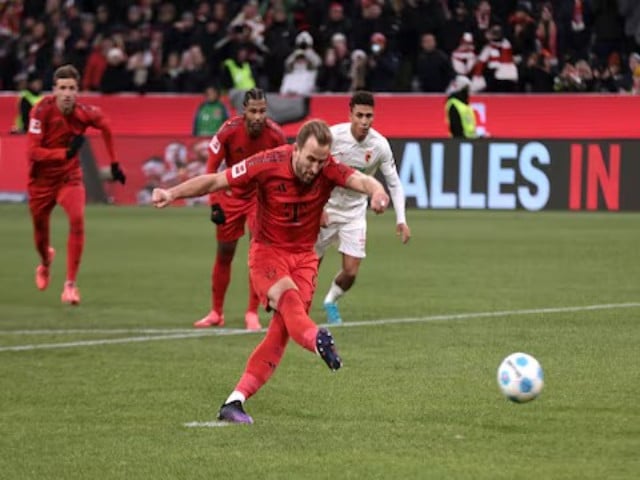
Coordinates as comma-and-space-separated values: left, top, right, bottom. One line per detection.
206, 116, 286, 173
225, 144, 355, 252
27, 96, 115, 180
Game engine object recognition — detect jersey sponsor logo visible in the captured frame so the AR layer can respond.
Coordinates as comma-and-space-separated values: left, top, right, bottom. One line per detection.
231, 160, 247, 178
28, 118, 42, 134
209, 135, 221, 154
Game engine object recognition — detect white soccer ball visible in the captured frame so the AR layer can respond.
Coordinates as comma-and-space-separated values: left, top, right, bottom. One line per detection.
497, 352, 544, 403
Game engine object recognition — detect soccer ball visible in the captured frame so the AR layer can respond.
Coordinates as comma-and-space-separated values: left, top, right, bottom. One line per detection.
497, 352, 544, 403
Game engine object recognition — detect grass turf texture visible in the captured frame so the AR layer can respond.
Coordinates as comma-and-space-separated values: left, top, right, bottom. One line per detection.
0, 204, 639, 479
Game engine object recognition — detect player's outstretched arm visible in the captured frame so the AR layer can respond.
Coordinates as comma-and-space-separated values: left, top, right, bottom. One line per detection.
152, 172, 229, 208
345, 170, 390, 214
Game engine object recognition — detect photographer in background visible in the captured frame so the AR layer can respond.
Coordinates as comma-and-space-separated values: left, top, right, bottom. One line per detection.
280, 31, 321, 95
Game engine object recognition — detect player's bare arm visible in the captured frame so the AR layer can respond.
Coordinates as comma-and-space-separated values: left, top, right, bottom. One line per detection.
344, 170, 389, 213
152, 172, 230, 208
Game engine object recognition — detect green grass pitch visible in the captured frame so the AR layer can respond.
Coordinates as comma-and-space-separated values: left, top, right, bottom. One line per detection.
0, 204, 639, 479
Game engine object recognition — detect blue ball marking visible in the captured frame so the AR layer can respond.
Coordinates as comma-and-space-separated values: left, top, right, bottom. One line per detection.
508, 395, 522, 403
516, 356, 528, 367
520, 377, 533, 393
500, 371, 510, 385
538, 367, 544, 380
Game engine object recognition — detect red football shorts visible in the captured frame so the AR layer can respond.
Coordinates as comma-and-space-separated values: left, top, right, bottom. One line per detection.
28, 176, 85, 218
212, 190, 256, 243
248, 243, 319, 312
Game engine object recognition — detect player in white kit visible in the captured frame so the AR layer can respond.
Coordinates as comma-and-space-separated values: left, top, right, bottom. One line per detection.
315, 91, 411, 324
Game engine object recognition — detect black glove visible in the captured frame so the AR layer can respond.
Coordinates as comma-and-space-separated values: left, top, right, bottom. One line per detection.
110, 162, 126, 185
210, 203, 226, 225
66, 135, 85, 159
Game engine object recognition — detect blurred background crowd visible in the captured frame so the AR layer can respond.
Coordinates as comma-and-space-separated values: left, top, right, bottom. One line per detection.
1, 0, 639, 96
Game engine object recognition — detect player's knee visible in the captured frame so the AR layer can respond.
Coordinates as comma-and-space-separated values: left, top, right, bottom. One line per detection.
217, 241, 237, 261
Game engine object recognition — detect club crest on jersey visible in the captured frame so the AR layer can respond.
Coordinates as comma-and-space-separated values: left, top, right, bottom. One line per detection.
28, 118, 42, 134
365, 150, 372, 163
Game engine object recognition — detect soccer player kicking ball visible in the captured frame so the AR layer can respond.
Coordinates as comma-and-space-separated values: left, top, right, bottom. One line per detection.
27, 64, 126, 305
316, 91, 411, 324
195, 88, 287, 331
152, 120, 389, 424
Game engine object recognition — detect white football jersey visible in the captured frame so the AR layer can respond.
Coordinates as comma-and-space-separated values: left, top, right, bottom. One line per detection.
327, 122, 397, 222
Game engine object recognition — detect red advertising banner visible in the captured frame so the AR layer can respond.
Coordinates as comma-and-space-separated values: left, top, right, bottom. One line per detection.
1, 93, 639, 138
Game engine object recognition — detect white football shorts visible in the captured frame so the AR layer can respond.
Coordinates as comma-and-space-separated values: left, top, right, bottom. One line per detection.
315, 217, 367, 259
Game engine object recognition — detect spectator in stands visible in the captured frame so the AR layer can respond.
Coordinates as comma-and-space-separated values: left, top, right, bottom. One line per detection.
100, 47, 131, 93
351, 0, 388, 52
349, 49, 368, 92
619, 0, 640, 53
160, 51, 183, 92
317, 2, 352, 53
82, 36, 112, 91
471, 0, 499, 53
317, 33, 351, 93
0, 0, 636, 96
94, 4, 113, 37
230, 0, 266, 46
263, 4, 296, 92
126, 33, 154, 93
193, 85, 229, 137
179, 44, 211, 93
554, 60, 593, 92
451, 32, 477, 78
536, 2, 559, 65
366, 32, 399, 92
414, 33, 454, 93
556, 0, 592, 62
619, 51, 640, 92
66, 13, 97, 74
520, 51, 555, 92
508, 4, 537, 65
591, 0, 625, 61
476, 25, 519, 92
317, 47, 348, 93
593, 51, 625, 93
442, 1, 474, 54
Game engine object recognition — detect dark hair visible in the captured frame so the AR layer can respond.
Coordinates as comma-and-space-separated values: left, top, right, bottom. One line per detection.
296, 119, 332, 149
53, 64, 80, 84
243, 88, 266, 106
349, 90, 375, 109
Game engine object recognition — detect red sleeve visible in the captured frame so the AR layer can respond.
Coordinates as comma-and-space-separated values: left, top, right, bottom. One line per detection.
322, 156, 356, 187
88, 106, 116, 163
206, 134, 226, 174
206, 120, 233, 173
27, 103, 67, 162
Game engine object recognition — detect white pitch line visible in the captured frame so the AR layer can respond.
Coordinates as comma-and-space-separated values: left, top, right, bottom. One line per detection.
183, 421, 233, 428
0, 302, 638, 353
0, 328, 201, 335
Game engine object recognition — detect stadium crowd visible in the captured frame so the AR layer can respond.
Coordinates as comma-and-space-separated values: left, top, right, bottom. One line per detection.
1, 0, 639, 95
